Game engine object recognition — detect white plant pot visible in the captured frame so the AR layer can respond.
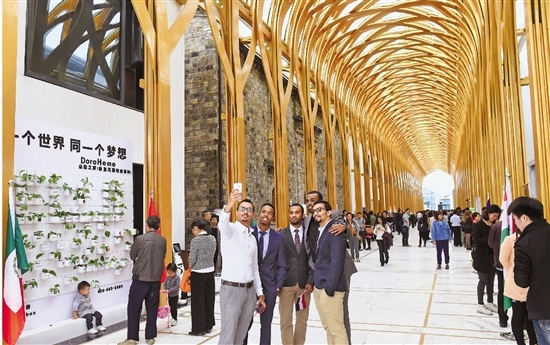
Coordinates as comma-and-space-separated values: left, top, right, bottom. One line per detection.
114, 237, 122, 245
70, 241, 80, 249
64, 216, 73, 223
64, 259, 71, 267
26, 180, 35, 187
92, 216, 99, 222
63, 189, 71, 197
77, 266, 86, 273
49, 216, 61, 224
17, 217, 25, 224
102, 206, 111, 213
102, 191, 110, 198
15, 177, 24, 185
48, 233, 59, 242
125, 244, 132, 251
35, 218, 45, 225
64, 276, 74, 285
70, 206, 79, 214
33, 261, 42, 270
15, 197, 25, 206
104, 216, 111, 222
72, 215, 80, 222
40, 242, 49, 251
49, 181, 60, 188
84, 248, 92, 255
105, 262, 111, 269
56, 260, 64, 268
120, 260, 127, 267
34, 198, 44, 206
90, 239, 98, 246
97, 223, 105, 230
102, 199, 111, 206
33, 235, 44, 243
113, 215, 121, 222
80, 216, 92, 222
130, 229, 138, 235
92, 266, 98, 272
114, 269, 121, 276
49, 290, 60, 297
26, 198, 35, 206
49, 188, 60, 197
86, 265, 93, 273
97, 215, 105, 222
40, 272, 51, 280
77, 199, 86, 205
113, 207, 121, 214
97, 248, 105, 255
56, 241, 65, 250
98, 265, 105, 271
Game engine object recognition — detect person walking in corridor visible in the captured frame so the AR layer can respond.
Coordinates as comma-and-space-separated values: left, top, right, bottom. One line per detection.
431, 211, 452, 269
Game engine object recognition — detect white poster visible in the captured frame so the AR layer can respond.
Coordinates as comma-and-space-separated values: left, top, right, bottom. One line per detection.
15, 118, 132, 176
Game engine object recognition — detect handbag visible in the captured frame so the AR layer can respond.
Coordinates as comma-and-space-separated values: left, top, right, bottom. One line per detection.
365, 226, 374, 235
180, 267, 191, 293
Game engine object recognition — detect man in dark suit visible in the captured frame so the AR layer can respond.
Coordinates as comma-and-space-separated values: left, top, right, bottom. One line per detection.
304, 191, 357, 344
279, 203, 312, 345
246, 203, 286, 345
311, 200, 348, 345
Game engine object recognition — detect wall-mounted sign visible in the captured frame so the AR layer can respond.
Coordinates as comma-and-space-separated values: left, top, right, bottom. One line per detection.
15, 118, 132, 176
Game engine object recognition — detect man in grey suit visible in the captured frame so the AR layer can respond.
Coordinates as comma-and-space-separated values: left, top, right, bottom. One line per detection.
304, 191, 357, 345
279, 203, 312, 345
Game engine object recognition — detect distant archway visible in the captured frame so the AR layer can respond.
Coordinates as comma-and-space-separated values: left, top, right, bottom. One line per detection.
422, 171, 455, 210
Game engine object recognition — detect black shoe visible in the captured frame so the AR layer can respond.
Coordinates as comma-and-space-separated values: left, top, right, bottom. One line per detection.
499, 320, 508, 328
437, 265, 441, 270
206, 329, 212, 334
381, 263, 384, 266
385, 258, 389, 264
367, 247, 371, 250
445, 264, 449, 269
188, 331, 206, 336
359, 249, 363, 251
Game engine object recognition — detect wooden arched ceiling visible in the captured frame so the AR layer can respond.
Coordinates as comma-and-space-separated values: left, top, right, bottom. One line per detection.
241, 0, 484, 177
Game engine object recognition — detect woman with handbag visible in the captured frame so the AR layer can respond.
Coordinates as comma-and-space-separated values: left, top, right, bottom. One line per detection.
374, 216, 391, 266
188, 219, 217, 336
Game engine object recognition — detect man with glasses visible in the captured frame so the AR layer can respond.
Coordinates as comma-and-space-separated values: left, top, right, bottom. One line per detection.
311, 201, 348, 345
217, 190, 266, 345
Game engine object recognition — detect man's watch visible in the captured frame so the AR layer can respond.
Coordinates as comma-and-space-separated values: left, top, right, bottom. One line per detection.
277, 288, 282, 294
258, 295, 265, 299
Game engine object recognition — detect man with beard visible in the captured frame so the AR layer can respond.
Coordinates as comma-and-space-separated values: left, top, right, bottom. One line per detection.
304, 191, 357, 345
217, 190, 266, 345
278, 204, 312, 345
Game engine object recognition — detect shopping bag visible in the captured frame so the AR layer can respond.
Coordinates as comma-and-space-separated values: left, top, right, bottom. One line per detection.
180, 267, 191, 293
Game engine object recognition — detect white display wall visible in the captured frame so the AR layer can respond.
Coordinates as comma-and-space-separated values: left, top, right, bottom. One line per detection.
14, 119, 135, 330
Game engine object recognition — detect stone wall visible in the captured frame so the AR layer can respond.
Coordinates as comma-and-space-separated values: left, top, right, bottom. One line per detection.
184, 9, 343, 241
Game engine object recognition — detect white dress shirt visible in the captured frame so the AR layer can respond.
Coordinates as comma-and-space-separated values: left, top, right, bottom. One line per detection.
218, 208, 263, 296
450, 214, 461, 227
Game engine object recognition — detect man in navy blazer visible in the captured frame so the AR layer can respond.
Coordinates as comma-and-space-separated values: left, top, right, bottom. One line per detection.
246, 203, 286, 345
312, 200, 348, 345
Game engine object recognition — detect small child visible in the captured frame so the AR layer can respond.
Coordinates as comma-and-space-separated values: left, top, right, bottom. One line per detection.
161, 263, 181, 326
73, 280, 105, 334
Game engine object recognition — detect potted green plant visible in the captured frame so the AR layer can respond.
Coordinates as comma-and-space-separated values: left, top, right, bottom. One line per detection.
119, 258, 129, 267
78, 177, 93, 189
91, 279, 100, 288
62, 182, 73, 196
40, 268, 57, 280
73, 188, 91, 205
90, 235, 99, 246
114, 265, 122, 275
15, 188, 27, 206
124, 241, 132, 251
113, 236, 122, 244
33, 230, 44, 242
47, 231, 60, 241
35, 174, 47, 185
64, 275, 78, 285
48, 173, 62, 188
17, 171, 35, 187
48, 283, 61, 296
100, 244, 110, 253
49, 250, 62, 260
23, 279, 38, 290
69, 254, 80, 266
71, 237, 82, 248
80, 211, 95, 222
64, 222, 76, 231
23, 235, 35, 253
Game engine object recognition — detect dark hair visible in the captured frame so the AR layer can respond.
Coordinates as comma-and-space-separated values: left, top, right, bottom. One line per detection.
202, 210, 211, 217
307, 190, 323, 201
147, 216, 160, 230
166, 263, 177, 273
377, 215, 386, 225
482, 204, 502, 220
472, 212, 480, 218
289, 203, 304, 214
313, 200, 331, 212
190, 219, 206, 230
210, 214, 219, 221
260, 203, 275, 213
77, 280, 90, 291
369, 211, 374, 215
507, 197, 544, 221
237, 198, 255, 212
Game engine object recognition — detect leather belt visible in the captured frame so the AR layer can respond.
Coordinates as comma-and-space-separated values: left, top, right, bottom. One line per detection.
221, 279, 253, 288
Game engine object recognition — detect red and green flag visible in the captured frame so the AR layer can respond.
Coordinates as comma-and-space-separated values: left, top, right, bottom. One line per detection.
3, 183, 30, 345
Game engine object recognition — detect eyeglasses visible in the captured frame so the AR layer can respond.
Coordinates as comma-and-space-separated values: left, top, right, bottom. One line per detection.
238, 206, 254, 213
312, 207, 325, 214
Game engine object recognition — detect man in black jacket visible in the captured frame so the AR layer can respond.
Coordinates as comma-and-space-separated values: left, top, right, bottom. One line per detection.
510, 197, 550, 345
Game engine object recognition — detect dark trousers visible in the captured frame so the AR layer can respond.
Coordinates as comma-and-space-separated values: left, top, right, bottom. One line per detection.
168, 296, 178, 321
243, 290, 277, 345
190, 271, 215, 333
495, 270, 508, 324
511, 300, 537, 345
451, 226, 462, 246
359, 231, 366, 249
436, 240, 450, 265
377, 240, 389, 265
419, 231, 429, 246
402, 226, 409, 246
365, 236, 372, 249
477, 267, 495, 304
127, 280, 160, 341
83, 311, 102, 330
344, 277, 351, 345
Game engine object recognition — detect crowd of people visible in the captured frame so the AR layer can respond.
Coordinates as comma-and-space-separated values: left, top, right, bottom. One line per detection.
99, 194, 549, 345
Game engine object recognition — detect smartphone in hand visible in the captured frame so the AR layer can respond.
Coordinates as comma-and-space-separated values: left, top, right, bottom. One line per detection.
256, 303, 265, 314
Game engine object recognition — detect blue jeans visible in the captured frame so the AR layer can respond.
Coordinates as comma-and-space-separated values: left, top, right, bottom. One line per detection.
534, 319, 550, 345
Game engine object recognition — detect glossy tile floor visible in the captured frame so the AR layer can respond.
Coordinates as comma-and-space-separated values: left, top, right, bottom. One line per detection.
82, 230, 514, 344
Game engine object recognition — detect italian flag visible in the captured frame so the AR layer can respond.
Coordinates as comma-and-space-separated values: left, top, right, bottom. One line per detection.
3, 184, 30, 345
500, 175, 515, 311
